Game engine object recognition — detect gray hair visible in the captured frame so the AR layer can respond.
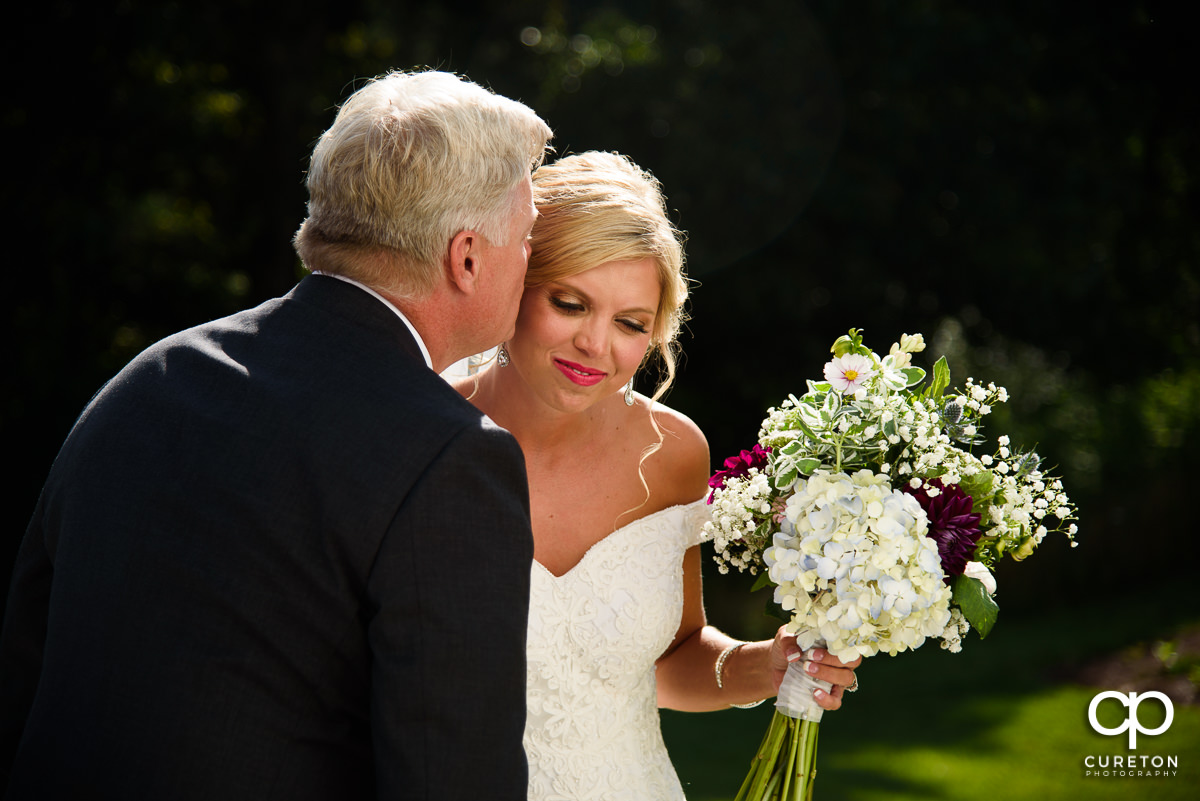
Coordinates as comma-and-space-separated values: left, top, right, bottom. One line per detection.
294, 70, 552, 298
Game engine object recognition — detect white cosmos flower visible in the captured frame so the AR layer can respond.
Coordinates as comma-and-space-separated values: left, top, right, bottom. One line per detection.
824, 354, 876, 393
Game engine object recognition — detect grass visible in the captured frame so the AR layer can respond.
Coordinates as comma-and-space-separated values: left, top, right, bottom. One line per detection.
661, 581, 1200, 800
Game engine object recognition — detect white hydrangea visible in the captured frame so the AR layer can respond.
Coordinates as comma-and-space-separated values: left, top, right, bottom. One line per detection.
764, 469, 953, 662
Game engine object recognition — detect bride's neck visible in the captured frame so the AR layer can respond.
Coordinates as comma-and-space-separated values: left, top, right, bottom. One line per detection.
470, 367, 612, 454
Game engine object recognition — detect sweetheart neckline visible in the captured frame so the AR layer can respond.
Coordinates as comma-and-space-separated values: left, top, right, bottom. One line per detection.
532, 498, 707, 580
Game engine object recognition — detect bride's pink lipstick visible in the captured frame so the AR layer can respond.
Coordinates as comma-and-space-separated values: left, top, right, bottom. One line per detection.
554, 358, 607, 387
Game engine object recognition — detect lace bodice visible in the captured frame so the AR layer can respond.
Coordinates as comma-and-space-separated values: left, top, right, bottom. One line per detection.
525, 500, 710, 801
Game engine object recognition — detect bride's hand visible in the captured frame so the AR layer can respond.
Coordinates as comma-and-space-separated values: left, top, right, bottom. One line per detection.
768, 626, 862, 711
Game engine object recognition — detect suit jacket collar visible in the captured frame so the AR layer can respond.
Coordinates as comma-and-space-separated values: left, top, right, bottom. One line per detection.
287, 274, 429, 369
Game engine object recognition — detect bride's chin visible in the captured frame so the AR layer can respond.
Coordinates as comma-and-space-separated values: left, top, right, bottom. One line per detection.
539, 385, 613, 416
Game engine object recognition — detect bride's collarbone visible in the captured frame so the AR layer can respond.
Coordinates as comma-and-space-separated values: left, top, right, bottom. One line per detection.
529, 476, 673, 568
528, 450, 652, 521
523, 415, 682, 568
530, 507, 639, 577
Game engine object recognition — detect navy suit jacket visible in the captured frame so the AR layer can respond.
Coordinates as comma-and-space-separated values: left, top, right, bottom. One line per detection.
0, 275, 534, 800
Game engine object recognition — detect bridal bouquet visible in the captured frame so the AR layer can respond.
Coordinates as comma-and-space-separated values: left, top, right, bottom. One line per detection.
705, 328, 1077, 801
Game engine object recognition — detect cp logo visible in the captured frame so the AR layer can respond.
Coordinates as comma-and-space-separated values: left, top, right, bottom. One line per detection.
1088, 691, 1174, 749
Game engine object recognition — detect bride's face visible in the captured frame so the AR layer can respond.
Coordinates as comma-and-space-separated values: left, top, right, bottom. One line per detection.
508, 258, 660, 413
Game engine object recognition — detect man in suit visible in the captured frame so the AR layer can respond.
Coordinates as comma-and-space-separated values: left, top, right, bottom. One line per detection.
0, 70, 551, 800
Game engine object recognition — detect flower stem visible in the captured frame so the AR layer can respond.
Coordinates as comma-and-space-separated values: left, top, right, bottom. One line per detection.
733, 711, 823, 801
810, 723, 821, 801
762, 760, 784, 799
735, 710, 788, 801
780, 714, 800, 800
800, 720, 820, 801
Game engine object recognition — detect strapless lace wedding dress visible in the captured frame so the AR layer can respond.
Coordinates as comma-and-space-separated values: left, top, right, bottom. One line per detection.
525, 500, 710, 801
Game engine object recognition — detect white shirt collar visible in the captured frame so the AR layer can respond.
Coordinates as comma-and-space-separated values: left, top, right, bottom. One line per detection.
312, 272, 433, 369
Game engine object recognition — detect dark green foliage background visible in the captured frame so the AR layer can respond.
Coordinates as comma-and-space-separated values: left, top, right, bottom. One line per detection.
3, 0, 1196, 704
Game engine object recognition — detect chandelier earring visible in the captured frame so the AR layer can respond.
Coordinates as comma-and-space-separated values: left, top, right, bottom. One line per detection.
497, 343, 511, 367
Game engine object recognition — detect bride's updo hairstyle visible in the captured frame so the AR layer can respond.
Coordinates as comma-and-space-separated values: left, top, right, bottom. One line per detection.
527, 151, 689, 402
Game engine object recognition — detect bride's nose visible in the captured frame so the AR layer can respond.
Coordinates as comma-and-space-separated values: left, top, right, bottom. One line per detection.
572, 317, 609, 355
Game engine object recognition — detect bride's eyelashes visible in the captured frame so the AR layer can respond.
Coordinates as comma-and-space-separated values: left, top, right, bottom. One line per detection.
619, 317, 649, 335
548, 294, 651, 335
549, 294, 585, 315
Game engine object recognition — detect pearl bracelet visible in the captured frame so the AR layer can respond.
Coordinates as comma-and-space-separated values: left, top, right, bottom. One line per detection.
714, 642, 765, 709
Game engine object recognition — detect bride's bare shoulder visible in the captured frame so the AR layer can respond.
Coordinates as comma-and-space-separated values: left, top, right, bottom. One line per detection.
645, 400, 711, 504
446, 375, 477, 401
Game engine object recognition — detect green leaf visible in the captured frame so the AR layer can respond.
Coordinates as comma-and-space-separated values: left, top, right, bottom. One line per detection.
774, 465, 797, 489
952, 575, 998, 638
971, 498, 994, 528
928, 356, 951, 399
780, 439, 804, 456
902, 366, 926, 387
797, 457, 822, 474
764, 598, 791, 624
958, 469, 995, 501
751, 571, 776, 593
793, 414, 821, 439
822, 392, 840, 416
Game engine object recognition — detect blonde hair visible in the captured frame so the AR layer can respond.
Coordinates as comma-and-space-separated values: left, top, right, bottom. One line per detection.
528, 151, 688, 401
294, 70, 552, 299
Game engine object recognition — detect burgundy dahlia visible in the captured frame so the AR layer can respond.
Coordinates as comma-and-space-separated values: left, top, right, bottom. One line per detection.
706, 444, 771, 504
902, 478, 983, 583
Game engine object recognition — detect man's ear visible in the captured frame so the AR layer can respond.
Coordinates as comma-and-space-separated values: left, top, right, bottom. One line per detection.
446, 229, 482, 294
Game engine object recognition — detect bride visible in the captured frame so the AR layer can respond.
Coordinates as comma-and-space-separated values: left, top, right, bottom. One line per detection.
454, 151, 859, 799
